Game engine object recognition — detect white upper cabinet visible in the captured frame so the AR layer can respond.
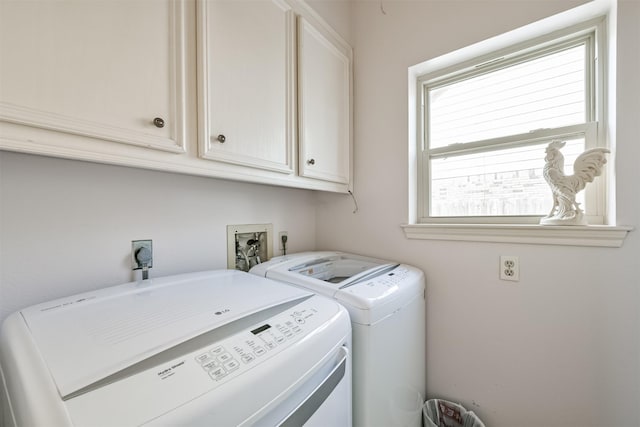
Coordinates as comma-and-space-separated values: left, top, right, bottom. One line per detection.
0, 0, 187, 153
197, 0, 295, 174
197, 0, 352, 189
298, 16, 351, 184
0, 0, 351, 192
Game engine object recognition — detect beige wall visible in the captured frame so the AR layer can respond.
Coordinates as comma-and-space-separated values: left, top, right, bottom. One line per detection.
314, 1, 640, 426
0, 152, 318, 320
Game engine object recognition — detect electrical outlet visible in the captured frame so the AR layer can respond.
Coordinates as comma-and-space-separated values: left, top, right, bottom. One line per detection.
278, 231, 288, 251
131, 239, 153, 270
500, 255, 519, 281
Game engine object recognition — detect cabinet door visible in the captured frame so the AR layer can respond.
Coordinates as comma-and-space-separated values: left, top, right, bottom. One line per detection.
198, 0, 295, 174
298, 16, 351, 185
0, 0, 187, 153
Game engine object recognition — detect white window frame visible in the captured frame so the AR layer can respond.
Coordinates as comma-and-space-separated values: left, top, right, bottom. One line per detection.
419, 24, 604, 224
404, 2, 633, 247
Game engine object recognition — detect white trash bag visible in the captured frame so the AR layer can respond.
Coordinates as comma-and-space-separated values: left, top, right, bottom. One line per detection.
423, 399, 486, 427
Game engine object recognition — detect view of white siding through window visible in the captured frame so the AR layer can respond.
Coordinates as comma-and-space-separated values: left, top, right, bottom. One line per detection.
430, 139, 583, 217
427, 43, 588, 217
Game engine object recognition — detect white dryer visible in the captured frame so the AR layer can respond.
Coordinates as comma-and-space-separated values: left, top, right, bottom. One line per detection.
251, 251, 426, 427
0, 270, 352, 427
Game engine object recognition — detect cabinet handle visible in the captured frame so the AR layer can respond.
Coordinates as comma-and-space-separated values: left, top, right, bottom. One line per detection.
307, 158, 315, 165
217, 134, 226, 143
153, 117, 165, 128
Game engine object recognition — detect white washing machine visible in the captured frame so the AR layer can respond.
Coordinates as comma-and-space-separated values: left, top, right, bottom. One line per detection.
251, 251, 426, 427
0, 270, 352, 427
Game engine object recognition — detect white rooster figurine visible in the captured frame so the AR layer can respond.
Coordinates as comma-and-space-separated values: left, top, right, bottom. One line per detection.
541, 140, 609, 225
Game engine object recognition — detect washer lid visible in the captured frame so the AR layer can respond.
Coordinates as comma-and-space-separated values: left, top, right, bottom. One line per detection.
252, 252, 392, 293
289, 255, 398, 289
19, 270, 310, 399
252, 252, 425, 324
334, 265, 424, 324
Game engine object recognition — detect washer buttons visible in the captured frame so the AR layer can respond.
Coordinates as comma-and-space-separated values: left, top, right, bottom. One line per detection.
224, 359, 240, 372
202, 360, 219, 371
217, 352, 233, 363
210, 346, 225, 356
209, 367, 226, 381
196, 353, 214, 364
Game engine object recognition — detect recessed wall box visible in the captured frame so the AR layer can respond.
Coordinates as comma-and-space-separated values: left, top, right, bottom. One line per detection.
227, 224, 273, 271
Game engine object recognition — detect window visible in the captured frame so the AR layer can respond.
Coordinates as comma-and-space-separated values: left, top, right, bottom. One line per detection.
417, 22, 606, 225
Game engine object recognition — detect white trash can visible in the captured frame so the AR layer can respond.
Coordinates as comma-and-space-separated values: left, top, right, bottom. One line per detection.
423, 399, 486, 427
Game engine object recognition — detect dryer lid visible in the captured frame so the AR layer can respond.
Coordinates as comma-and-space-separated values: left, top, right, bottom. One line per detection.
19, 271, 310, 399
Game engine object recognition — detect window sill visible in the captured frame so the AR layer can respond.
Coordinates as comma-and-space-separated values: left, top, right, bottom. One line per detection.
401, 223, 633, 247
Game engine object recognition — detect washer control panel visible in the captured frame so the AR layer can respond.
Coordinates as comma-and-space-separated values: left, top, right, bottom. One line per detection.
370, 266, 411, 286
336, 265, 424, 307
189, 300, 330, 387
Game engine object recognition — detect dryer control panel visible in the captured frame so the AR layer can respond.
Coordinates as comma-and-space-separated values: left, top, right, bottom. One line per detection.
65, 295, 346, 426
192, 306, 319, 384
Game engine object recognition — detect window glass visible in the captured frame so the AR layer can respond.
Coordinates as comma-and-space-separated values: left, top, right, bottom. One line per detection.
428, 44, 586, 148
430, 138, 584, 217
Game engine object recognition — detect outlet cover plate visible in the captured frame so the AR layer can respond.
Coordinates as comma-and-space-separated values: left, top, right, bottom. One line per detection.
500, 255, 519, 281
